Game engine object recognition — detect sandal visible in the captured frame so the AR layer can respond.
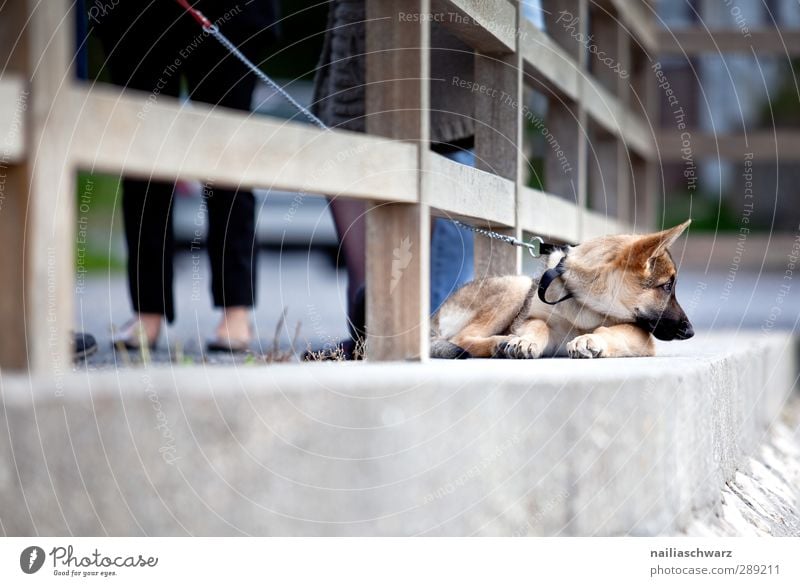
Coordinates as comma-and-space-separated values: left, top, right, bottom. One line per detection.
206, 336, 252, 353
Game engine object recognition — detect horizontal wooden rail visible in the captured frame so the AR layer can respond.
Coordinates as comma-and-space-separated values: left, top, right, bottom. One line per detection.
658, 131, 800, 161
520, 187, 630, 243
0, 75, 26, 163
520, 19, 582, 100
519, 186, 581, 243
519, 20, 656, 160
70, 85, 419, 202
581, 208, 627, 240
518, 186, 628, 244
658, 29, 800, 55
434, 0, 516, 54
426, 152, 515, 226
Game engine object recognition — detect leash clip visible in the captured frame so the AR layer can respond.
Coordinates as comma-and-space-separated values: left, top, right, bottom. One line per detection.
525, 236, 544, 258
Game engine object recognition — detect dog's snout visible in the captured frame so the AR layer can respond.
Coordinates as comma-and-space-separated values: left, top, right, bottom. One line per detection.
676, 321, 694, 340
636, 314, 694, 341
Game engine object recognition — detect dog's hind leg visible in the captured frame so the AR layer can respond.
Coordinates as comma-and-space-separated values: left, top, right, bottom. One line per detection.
430, 339, 472, 359
451, 325, 512, 358
498, 318, 550, 359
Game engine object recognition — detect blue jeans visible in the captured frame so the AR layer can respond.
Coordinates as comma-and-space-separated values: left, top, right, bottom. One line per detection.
430, 150, 475, 313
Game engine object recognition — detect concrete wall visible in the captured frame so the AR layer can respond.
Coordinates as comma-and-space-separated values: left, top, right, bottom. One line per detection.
0, 332, 796, 535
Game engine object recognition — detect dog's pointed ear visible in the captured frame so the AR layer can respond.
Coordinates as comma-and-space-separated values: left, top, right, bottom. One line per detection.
629, 220, 691, 264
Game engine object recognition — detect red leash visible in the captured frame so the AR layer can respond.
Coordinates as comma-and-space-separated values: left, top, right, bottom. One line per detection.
170, 0, 328, 129
174, 0, 212, 28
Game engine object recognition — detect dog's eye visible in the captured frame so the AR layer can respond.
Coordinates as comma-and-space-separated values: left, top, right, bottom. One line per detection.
660, 281, 673, 293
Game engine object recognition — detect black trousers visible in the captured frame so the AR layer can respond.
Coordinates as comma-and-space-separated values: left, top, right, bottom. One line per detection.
94, 2, 258, 322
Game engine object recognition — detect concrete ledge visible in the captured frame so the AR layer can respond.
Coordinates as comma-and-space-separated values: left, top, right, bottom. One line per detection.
0, 332, 796, 535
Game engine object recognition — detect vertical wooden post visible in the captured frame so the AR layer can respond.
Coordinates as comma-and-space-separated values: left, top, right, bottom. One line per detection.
473, 3, 522, 277
365, 0, 430, 361
0, 0, 74, 374
544, 0, 587, 238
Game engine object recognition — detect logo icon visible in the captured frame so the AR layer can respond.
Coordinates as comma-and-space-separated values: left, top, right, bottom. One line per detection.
390, 236, 413, 294
20, 546, 45, 574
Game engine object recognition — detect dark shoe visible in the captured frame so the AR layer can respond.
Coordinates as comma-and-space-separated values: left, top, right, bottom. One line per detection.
73, 332, 98, 360
304, 285, 367, 361
348, 285, 366, 344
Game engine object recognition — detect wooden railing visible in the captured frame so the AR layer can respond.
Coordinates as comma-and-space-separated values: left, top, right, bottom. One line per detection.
0, 0, 657, 371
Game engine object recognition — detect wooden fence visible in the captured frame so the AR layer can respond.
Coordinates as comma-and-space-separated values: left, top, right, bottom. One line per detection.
0, 0, 659, 372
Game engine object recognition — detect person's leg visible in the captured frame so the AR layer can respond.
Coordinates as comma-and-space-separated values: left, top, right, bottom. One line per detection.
204, 184, 257, 344
94, 2, 184, 343
121, 179, 176, 328
327, 157, 475, 341
430, 149, 475, 313
185, 25, 258, 345
75, 0, 88, 81
330, 199, 366, 339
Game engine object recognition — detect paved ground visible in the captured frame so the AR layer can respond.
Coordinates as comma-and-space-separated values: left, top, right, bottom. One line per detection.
75, 250, 350, 367
677, 268, 799, 332
73, 251, 799, 368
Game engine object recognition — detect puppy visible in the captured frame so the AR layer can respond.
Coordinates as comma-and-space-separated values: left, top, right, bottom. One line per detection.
430, 220, 694, 359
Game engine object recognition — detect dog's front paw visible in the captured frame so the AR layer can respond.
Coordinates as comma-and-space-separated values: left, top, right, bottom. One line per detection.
567, 334, 608, 359
497, 337, 542, 359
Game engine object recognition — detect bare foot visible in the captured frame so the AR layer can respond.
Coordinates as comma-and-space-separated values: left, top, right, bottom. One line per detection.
215, 307, 252, 344
137, 313, 162, 341
113, 313, 162, 348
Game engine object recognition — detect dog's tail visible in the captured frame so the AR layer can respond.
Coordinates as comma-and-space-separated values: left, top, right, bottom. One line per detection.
430, 339, 471, 359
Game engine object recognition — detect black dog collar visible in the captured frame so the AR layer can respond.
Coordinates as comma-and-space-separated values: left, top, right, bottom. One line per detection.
538, 256, 573, 305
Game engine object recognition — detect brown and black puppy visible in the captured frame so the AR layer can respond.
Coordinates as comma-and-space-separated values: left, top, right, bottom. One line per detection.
431, 220, 694, 359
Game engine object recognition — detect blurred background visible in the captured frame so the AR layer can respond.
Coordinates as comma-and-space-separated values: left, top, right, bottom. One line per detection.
73, 0, 800, 363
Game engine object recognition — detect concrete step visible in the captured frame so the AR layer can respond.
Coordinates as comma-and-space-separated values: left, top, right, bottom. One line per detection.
0, 331, 796, 536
